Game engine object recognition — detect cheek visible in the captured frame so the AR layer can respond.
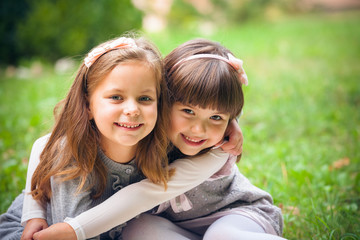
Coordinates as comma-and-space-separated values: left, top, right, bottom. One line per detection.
88, 103, 99, 121
169, 113, 186, 135
90, 102, 117, 124
144, 104, 158, 125
169, 109, 178, 131
210, 124, 227, 141
169, 118, 178, 136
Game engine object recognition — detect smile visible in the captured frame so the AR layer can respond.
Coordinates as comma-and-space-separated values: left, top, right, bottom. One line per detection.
181, 134, 206, 145
185, 136, 203, 143
115, 123, 142, 129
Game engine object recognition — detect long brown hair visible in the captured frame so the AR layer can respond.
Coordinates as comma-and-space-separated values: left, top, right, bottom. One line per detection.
31, 35, 170, 204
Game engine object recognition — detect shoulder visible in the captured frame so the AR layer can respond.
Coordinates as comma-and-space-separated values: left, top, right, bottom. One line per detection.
31, 133, 51, 151
33, 133, 51, 145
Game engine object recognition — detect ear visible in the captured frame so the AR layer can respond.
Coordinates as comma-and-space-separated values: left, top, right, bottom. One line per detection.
86, 96, 93, 120
87, 107, 93, 120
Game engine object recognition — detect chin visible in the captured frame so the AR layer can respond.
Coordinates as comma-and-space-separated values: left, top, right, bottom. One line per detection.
180, 148, 201, 156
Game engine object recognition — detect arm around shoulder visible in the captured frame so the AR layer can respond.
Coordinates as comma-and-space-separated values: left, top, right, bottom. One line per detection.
65, 148, 230, 239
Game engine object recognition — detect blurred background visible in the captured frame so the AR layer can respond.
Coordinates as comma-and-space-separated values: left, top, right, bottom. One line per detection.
1, 0, 359, 239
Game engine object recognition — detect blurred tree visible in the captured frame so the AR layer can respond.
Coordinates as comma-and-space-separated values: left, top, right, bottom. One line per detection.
0, 0, 30, 65
165, 0, 299, 32
167, 0, 203, 29
1, 0, 142, 65
213, 0, 299, 22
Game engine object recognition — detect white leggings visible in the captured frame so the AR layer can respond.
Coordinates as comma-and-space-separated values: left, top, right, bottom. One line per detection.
122, 214, 286, 240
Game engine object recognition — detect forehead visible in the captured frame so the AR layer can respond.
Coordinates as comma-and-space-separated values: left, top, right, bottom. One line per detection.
93, 62, 158, 93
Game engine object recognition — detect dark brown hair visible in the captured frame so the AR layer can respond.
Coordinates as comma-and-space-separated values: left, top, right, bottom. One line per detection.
164, 38, 244, 120
31, 35, 170, 203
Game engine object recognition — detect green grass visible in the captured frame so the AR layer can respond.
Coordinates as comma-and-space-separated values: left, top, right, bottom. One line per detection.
1, 11, 359, 240
0, 69, 73, 211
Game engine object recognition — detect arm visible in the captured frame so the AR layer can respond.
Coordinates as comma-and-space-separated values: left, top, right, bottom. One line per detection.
36, 148, 229, 240
22, 134, 50, 225
21, 135, 50, 240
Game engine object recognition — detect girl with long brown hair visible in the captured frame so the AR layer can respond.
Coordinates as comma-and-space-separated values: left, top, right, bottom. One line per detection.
20, 35, 171, 239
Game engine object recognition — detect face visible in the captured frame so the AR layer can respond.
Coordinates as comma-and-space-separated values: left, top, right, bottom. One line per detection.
169, 102, 230, 156
88, 61, 158, 161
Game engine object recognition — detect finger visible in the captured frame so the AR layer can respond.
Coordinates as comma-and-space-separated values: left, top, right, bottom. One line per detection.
227, 142, 242, 156
220, 141, 235, 151
236, 141, 243, 154
21, 230, 35, 240
33, 232, 39, 240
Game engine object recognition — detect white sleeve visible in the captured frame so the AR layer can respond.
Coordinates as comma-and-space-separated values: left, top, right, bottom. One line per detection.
21, 134, 50, 226
64, 148, 229, 240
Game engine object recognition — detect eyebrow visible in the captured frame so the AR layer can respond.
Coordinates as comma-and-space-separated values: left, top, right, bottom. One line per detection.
105, 88, 156, 94
141, 89, 157, 94
212, 111, 229, 116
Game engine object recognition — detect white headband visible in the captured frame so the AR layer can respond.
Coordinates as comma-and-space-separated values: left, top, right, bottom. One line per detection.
84, 37, 137, 68
173, 53, 248, 86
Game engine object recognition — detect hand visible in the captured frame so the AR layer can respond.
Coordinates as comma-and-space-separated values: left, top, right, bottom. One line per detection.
216, 119, 243, 156
21, 218, 48, 240
33, 222, 77, 240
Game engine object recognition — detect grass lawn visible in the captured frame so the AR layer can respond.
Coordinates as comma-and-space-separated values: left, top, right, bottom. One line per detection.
1, 11, 359, 239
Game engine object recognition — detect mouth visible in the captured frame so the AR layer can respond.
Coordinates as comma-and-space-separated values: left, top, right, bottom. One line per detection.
114, 122, 143, 130
181, 133, 206, 146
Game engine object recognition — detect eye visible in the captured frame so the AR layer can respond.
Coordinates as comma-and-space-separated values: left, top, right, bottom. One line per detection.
139, 96, 153, 102
110, 95, 122, 101
182, 108, 194, 115
210, 115, 223, 121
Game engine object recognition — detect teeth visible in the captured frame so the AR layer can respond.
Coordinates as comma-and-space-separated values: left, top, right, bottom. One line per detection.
185, 136, 202, 143
118, 123, 140, 128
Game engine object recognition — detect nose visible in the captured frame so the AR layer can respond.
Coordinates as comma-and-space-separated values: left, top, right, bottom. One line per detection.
123, 99, 140, 116
190, 120, 206, 134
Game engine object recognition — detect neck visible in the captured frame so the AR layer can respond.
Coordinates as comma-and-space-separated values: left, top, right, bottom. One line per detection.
100, 141, 137, 163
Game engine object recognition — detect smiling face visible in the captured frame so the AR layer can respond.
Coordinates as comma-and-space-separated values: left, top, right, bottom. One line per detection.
88, 61, 158, 162
169, 102, 230, 156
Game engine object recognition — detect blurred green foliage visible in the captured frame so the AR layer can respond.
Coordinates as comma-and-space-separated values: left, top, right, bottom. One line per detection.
168, 0, 299, 29
0, 0, 142, 65
211, 0, 298, 21
1, 0, 307, 65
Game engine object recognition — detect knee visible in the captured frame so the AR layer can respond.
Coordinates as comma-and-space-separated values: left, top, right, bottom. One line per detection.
203, 215, 265, 240
124, 214, 156, 234
122, 214, 168, 240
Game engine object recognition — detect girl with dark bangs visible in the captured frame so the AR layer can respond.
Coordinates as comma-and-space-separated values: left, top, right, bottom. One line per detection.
121, 39, 285, 240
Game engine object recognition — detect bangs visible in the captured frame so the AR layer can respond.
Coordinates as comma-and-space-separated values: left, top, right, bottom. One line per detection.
169, 60, 244, 119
